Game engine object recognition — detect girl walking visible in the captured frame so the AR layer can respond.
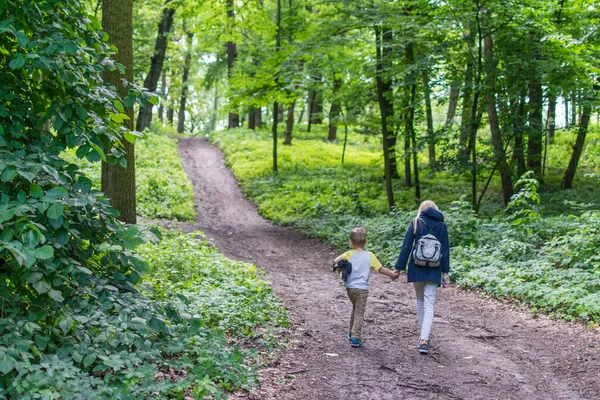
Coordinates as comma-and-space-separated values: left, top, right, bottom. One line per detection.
394, 200, 450, 354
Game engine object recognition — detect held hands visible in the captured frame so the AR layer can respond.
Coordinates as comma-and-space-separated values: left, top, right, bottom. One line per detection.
442, 273, 450, 288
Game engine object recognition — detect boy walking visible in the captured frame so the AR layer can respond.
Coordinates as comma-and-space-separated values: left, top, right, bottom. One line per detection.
333, 227, 399, 347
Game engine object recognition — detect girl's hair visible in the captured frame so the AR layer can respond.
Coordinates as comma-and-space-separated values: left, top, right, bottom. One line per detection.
414, 200, 438, 233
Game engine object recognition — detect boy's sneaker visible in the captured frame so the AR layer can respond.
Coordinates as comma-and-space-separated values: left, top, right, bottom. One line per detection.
347, 331, 352, 341
418, 342, 429, 354
351, 338, 364, 348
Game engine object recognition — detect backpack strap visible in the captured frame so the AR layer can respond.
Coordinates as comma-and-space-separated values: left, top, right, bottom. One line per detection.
418, 218, 441, 234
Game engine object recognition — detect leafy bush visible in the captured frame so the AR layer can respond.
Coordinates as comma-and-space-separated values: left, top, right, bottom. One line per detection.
210, 126, 600, 322
62, 126, 196, 222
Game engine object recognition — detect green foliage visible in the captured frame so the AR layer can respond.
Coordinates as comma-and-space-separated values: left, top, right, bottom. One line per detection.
1, 1, 286, 397
62, 125, 196, 221
211, 125, 600, 323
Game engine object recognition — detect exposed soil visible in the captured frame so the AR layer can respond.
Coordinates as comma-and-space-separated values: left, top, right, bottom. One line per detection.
177, 136, 599, 400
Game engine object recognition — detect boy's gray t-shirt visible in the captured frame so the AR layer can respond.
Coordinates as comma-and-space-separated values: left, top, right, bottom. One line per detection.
340, 250, 382, 290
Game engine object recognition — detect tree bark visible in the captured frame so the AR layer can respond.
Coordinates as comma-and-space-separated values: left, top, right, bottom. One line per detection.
308, 77, 323, 125
177, 31, 193, 134
101, 0, 136, 223
547, 91, 556, 143
527, 80, 543, 178
158, 69, 167, 122
227, 0, 239, 129
374, 24, 395, 211
248, 106, 257, 130
459, 48, 474, 162
272, 0, 281, 173
562, 102, 591, 189
446, 81, 461, 125
422, 68, 436, 167
484, 34, 512, 205
136, 6, 175, 131
328, 78, 342, 141
405, 42, 419, 198
513, 94, 527, 177
283, 102, 295, 145
209, 89, 218, 132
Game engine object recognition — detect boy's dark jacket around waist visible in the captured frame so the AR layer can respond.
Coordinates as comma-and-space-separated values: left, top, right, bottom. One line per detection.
394, 207, 450, 285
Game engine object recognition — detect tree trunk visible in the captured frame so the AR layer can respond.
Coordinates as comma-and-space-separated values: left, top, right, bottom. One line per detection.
527, 81, 543, 178
328, 78, 342, 141
513, 94, 527, 177
446, 81, 461, 125
209, 89, 218, 132
562, 102, 591, 189
177, 31, 193, 134
158, 69, 166, 122
272, 0, 281, 173
283, 102, 295, 145
136, 6, 175, 131
422, 68, 436, 167
484, 34, 512, 205
459, 54, 474, 162
297, 104, 305, 124
405, 42, 419, 198
256, 107, 262, 128
547, 91, 556, 143
227, 0, 239, 129
248, 106, 257, 130
374, 24, 395, 211
564, 95, 569, 128
571, 91, 577, 126
308, 78, 323, 125
101, 0, 136, 224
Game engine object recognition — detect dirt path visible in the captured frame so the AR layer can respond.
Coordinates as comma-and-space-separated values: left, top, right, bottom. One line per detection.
177, 136, 599, 400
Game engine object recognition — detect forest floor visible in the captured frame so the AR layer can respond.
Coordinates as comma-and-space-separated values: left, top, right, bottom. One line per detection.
176, 136, 599, 400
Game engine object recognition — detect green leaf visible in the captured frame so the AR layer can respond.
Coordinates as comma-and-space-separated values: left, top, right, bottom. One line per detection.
82, 353, 97, 368
113, 100, 124, 113
64, 42, 78, 54
9, 56, 26, 70
124, 132, 136, 144
110, 113, 130, 123
48, 289, 64, 302
32, 280, 51, 294
47, 202, 64, 219
15, 31, 28, 47
34, 245, 54, 260
0, 355, 15, 374
0, 136, 7, 147
123, 95, 136, 108
148, 96, 159, 106
30, 183, 44, 198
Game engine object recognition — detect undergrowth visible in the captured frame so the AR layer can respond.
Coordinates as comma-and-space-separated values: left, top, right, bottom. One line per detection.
62, 126, 195, 222
210, 126, 600, 323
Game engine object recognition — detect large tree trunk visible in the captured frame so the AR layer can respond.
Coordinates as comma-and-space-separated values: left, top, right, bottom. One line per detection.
562, 102, 591, 189
226, 0, 239, 129
177, 31, 193, 134
136, 6, 175, 131
283, 102, 295, 145
422, 68, 436, 167
308, 77, 323, 126
328, 78, 342, 141
374, 24, 395, 211
484, 34, 512, 205
101, 0, 136, 224
248, 106, 257, 130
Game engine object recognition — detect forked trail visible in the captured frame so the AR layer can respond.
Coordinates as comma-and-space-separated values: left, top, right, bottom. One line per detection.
178, 136, 599, 400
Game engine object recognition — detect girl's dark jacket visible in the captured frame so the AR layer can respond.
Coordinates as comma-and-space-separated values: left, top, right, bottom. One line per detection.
394, 207, 450, 285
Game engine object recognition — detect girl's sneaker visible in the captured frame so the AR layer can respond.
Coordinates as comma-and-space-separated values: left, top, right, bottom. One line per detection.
351, 338, 364, 348
347, 331, 352, 341
418, 342, 429, 354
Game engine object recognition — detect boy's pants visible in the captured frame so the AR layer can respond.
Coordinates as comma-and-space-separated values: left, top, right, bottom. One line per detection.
347, 288, 369, 339
414, 282, 438, 341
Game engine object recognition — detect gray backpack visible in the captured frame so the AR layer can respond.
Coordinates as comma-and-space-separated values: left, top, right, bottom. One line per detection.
412, 220, 442, 268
